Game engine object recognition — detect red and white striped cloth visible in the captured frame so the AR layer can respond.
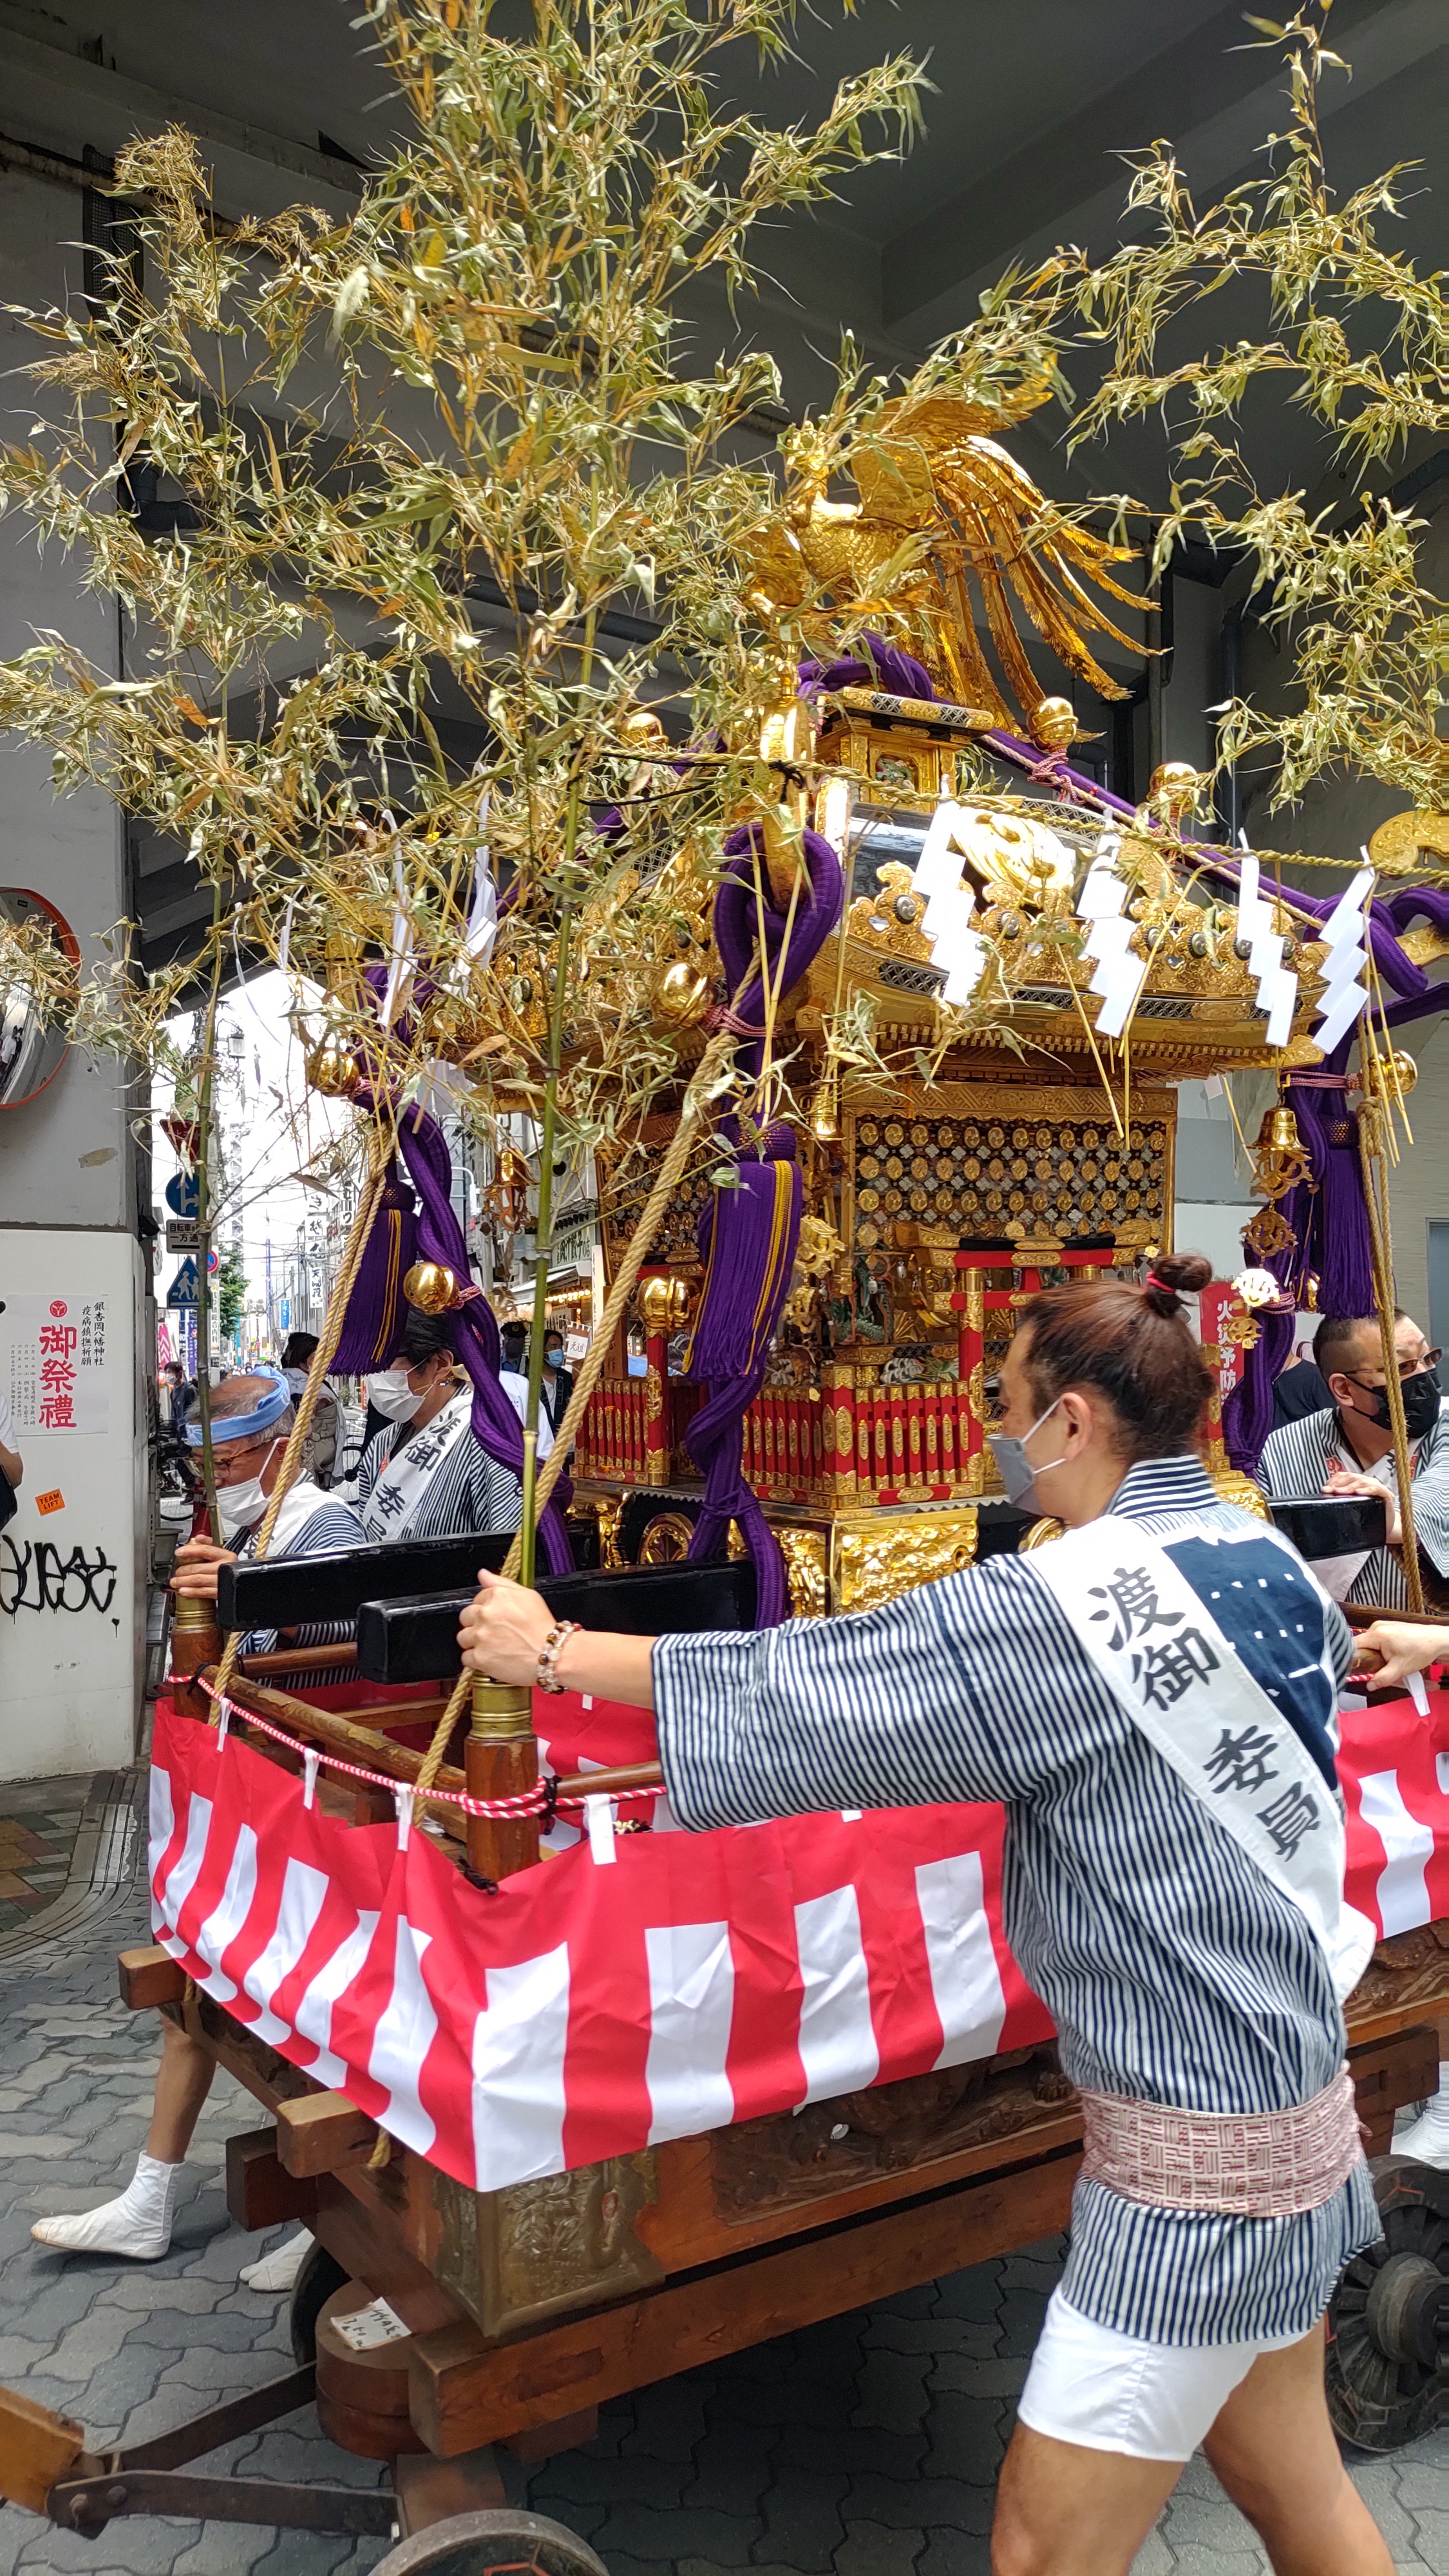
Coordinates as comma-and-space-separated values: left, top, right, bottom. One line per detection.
149, 1684, 1449, 2197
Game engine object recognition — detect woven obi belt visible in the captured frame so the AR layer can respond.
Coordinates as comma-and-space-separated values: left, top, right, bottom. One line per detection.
1079, 2067, 1363, 2219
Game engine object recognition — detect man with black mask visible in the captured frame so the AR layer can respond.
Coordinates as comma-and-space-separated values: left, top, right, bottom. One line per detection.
1259, 1307, 1449, 1607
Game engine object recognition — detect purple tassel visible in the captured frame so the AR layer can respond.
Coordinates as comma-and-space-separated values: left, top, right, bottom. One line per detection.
684, 824, 844, 1625
337, 1088, 573, 1577
1223, 1309, 1294, 1475
386, 1101, 574, 1577
330, 1164, 419, 1374
684, 1147, 804, 1627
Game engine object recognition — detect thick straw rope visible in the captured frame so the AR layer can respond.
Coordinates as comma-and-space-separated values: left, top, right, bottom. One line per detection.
413, 1025, 736, 1794
211, 1135, 390, 1706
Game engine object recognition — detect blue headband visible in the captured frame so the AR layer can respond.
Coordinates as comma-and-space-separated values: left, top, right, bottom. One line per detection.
184, 1365, 291, 1448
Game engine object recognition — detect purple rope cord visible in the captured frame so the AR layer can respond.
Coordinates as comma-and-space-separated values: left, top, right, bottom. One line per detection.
799, 634, 939, 703
683, 823, 844, 1625
333, 1043, 574, 1573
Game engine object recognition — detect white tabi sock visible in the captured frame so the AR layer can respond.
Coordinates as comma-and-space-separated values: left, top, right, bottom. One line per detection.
1394, 2063, 1449, 2171
31, 2151, 182, 2259
238, 2228, 313, 2293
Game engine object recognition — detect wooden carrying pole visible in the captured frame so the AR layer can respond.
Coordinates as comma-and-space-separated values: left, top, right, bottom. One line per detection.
413, 1024, 737, 1821
1357, 1091, 1425, 1612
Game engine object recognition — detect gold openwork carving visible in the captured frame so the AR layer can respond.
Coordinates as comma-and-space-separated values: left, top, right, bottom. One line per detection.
775, 1524, 829, 1617
638, 1509, 697, 1565
831, 1506, 979, 1614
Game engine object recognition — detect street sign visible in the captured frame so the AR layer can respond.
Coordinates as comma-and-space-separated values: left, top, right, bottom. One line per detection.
278, 1298, 290, 1330
166, 1258, 199, 1309
164, 1171, 201, 1219
205, 1248, 220, 1275
165, 1220, 201, 1253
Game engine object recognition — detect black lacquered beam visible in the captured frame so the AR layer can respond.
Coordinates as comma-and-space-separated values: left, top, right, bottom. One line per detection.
216, 1531, 514, 1636
1268, 1495, 1387, 1561
356, 1556, 759, 1684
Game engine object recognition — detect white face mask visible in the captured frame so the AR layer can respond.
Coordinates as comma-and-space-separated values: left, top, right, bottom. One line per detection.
214, 1440, 279, 1538
368, 1367, 424, 1424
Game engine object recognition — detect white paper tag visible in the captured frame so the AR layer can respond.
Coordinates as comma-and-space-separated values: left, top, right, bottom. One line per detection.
333, 2296, 410, 2352
1408, 1671, 1431, 1719
585, 1793, 617, 1864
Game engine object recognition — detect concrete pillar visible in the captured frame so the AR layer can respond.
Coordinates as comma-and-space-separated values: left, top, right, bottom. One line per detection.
0, 160, 146, 1779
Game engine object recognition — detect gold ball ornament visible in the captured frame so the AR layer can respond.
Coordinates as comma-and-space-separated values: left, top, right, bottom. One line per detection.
639, 1274, 690, 1332
652, 960, 712, 1029
404, 1261, 462, 1315
305, 1036, 364, 1098
620, 706, 668, 750
1148, 762, 1204, 824
1376, 1049, 1419, 1099
1031, 696, 1077, 751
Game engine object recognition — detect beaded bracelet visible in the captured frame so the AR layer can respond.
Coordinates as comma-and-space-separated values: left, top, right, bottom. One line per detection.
536, 1618, 580, 1695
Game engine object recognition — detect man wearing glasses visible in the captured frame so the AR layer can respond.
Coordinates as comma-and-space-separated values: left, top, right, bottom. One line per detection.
1259, 1309, 1449, 1608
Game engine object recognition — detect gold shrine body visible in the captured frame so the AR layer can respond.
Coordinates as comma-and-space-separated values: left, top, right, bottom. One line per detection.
569, 694, 1298, 1609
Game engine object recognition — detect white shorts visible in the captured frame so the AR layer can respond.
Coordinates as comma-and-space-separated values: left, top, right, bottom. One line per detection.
1017, 2287, 1306, 2463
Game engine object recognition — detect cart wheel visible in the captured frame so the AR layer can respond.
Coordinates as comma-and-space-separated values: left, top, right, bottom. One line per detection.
289, 2238, 350, 2365
1325, 2157, 1446, 2452
372, 2507, 610, 2576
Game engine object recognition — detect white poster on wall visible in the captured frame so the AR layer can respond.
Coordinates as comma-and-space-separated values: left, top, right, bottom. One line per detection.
6, 1293, 111, 1435
0, 1231, 142, 1781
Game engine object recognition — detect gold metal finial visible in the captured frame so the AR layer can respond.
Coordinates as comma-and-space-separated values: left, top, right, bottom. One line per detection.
651, 960, 712, 1030
1031, 696, 1077, 751
404, 1260, 462, 1314
620, 706, 668, 749
305, 1035, 364, 1097
1147, 761, 1204, 825
639, 1274, 690, 1332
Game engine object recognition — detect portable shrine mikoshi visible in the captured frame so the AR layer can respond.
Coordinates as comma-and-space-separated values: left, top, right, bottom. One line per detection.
7, 436, 1449, 2573
4, 882, 1449, 2562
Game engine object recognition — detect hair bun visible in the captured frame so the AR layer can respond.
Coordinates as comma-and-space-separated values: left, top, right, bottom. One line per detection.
1142, 1250, 1213, 1316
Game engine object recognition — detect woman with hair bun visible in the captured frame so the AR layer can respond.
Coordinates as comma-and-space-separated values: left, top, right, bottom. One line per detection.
456, 1251, 1392, 2576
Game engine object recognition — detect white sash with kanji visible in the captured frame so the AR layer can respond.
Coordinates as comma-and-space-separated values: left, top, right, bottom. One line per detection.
360, 1391, 473, 1542
1028, 1517, 1377, 2002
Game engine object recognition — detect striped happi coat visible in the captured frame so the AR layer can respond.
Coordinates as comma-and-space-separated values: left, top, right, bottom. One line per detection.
233, 1488, 368, 1660
1258, 1396, 1449, 1610
357, 1421, 521, 1543
652, 1455, 1381, 2346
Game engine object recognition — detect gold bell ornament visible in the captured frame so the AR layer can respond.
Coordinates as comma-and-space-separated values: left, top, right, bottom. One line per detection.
808, 1083, 840, 1144
1358, 1048, 1419, 1101
1250, 1104, 1312, 1203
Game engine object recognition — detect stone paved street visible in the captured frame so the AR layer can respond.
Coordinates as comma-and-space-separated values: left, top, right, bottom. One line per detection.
0, 1871, 1442, 2576
0, 1777, 95, 1933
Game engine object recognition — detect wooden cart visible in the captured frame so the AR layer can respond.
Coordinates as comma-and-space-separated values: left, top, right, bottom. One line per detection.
1, 1540, 1444, 2568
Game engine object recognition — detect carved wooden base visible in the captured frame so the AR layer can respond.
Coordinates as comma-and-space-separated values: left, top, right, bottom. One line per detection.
711, 2045, 1072, 2221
